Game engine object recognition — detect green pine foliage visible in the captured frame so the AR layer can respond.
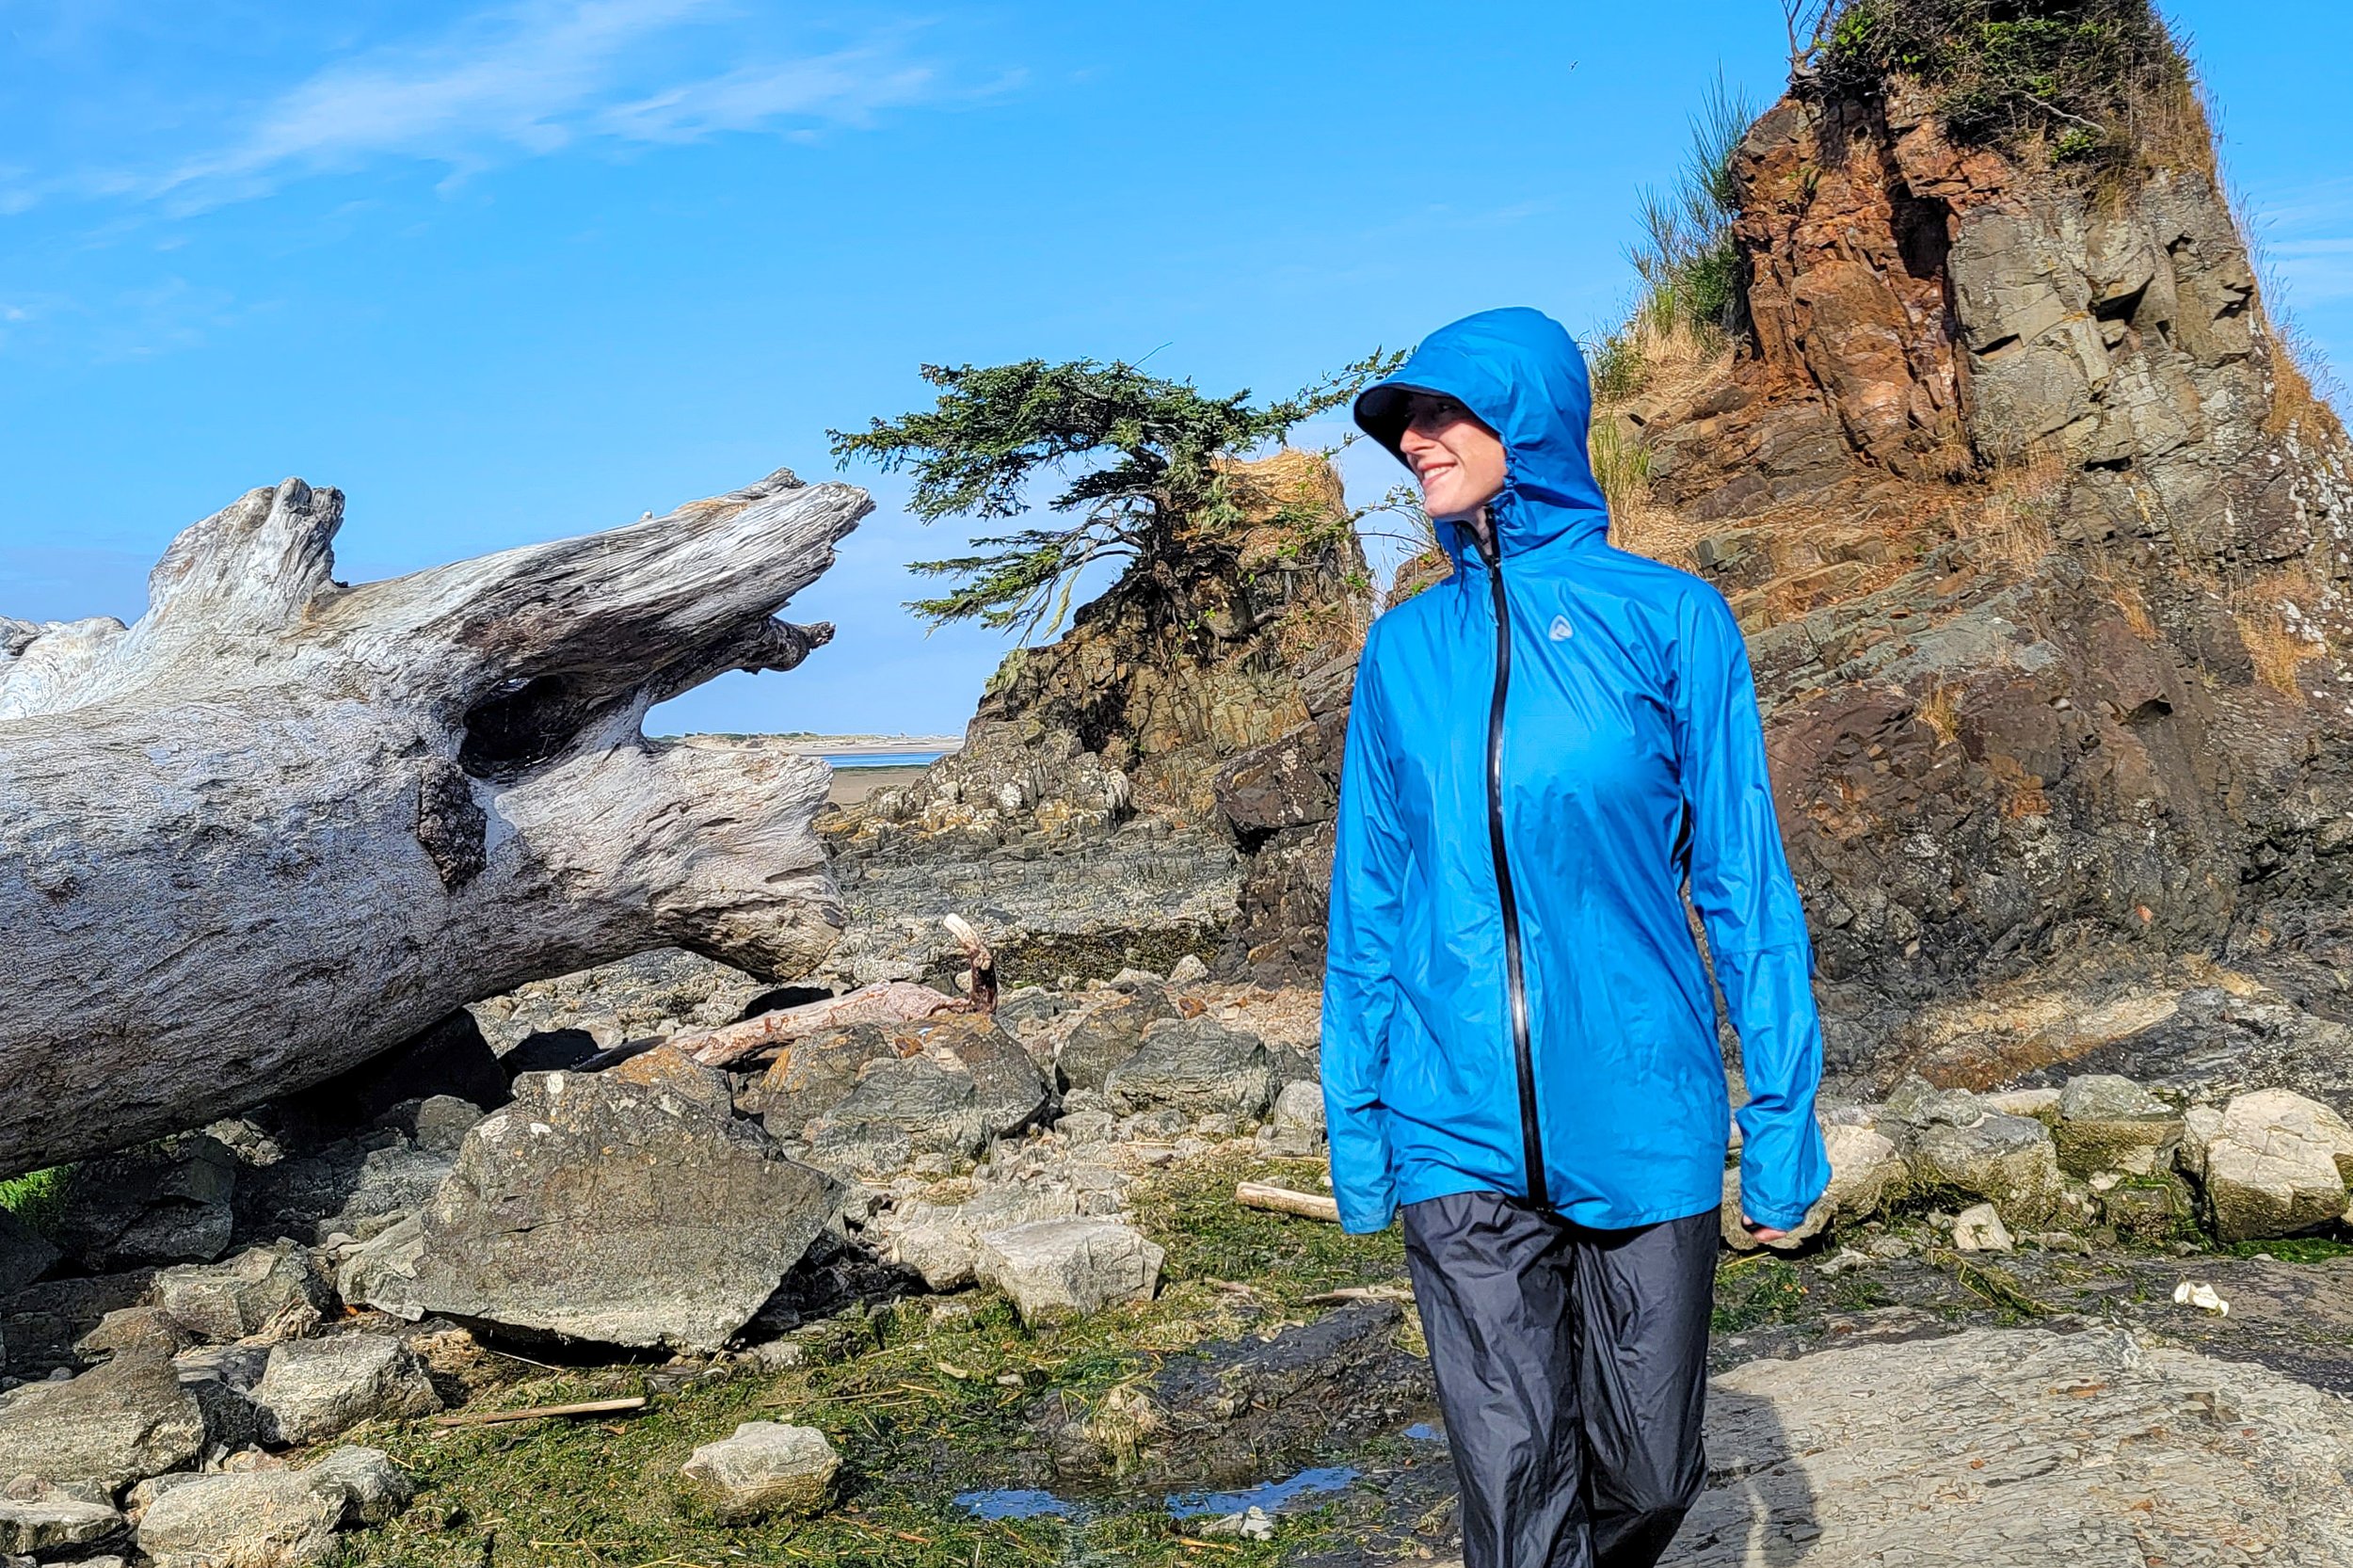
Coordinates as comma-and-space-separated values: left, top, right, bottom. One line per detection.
830, 352, 1401, 635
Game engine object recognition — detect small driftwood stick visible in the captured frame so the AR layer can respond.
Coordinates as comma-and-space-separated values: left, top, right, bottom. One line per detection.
430, 1395, 649, 1429
942, 913, 998, 1014
1235, 1181, 1341, 1224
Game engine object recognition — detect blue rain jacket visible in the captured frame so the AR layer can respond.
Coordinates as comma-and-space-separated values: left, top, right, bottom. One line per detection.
1321, 307, 1830, 1236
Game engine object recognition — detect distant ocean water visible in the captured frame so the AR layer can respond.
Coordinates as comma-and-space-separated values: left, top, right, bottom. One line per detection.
819, 750, 947, 769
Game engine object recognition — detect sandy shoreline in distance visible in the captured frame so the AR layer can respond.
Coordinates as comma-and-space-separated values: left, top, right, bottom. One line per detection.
784, 733, 961, 756
827, 762, 932, 805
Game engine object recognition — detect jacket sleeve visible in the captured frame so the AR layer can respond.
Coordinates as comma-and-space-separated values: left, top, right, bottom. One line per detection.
1321, 634, 1408, 1234
1673, 590, 1830, 1233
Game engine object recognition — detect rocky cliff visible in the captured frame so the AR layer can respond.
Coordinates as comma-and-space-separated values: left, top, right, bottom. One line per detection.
1602, 28, 2353, 1089
814, 451, 1370, 988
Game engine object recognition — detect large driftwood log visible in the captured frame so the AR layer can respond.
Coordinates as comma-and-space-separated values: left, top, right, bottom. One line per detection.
0, 467, 869, 1177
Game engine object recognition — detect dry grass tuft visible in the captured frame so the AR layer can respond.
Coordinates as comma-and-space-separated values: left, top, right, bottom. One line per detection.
2232, 565, 2328, 696
1918, 680, 1964, 746
1952, 447, 2064, 573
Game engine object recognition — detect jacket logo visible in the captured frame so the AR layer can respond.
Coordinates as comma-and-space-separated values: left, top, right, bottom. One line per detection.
1547, 615, 1574, 642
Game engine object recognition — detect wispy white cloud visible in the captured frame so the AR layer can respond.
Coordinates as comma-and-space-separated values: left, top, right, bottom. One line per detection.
597, 50, 943, 142
2247, 178, 2353, 309
45, 1, 961, 214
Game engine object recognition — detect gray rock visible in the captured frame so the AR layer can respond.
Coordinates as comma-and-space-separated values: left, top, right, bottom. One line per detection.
171, 1341, 271, 1448
1911, 1112, 2064, 1224
1690, 1324, 2353, 1560
405, 1095, 493, 1157
135, 1471, 342, 1568
1271, 1080, 1326, 1138
742, 1026, 896, 1137
2094, 1173, 2194, 1244
1168, 954, 1210, 985
0, 1351, 206, 1492
2179, 1089, 2353, 1242
805, 1055, 986, 1179
1724, 1121, 1907, 1251
1055, 991, 1178, 1095
1105, 1019, 1275, 1120
885, 1188, 1086, 1292
74, 1305, 193, 1363
801, 1016, 1051, 1180
0, 1485, 121, 1557
363, 1070, 841, 1352
0, 1211, 58, 1296
995, 989, 1078, 1032
249, 1336, 440, 1447
154, 1242, 332, 1345
974, 1219, 1163, 1326
46, 1137, 235, 1272
1054, 1110, 1116, 1144
234, 1128, 454, 1248
297, 1446, 410, 1526
331, 1215, 424, 1310
1881, 1075, 1989, 1129
1950, 1202, 2014, 1253
679, 1422, 840, 1521
2054, 1074, 2182, 1177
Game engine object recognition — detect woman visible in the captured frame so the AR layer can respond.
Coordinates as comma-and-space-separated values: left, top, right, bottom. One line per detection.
1323, 307, 1829, 1568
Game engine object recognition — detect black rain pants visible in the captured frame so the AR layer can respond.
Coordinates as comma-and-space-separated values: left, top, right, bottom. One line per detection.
1402, 1191, 1718, 1568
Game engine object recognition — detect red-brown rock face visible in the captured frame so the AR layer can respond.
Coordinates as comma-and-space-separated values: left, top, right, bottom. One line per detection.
1625, 75, 2353, 1088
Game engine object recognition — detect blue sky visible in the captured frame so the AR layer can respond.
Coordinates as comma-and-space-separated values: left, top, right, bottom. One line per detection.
4, 2, 2348, 736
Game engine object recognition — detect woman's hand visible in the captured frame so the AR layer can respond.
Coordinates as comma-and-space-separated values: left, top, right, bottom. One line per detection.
1742, 1217, 1788, 1243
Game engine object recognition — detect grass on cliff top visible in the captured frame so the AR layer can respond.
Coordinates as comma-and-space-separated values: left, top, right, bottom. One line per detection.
1816, 0, 2201, 174
328, 1154, 1407, 1568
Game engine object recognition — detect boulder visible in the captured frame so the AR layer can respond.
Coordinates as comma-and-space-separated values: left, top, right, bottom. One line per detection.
804, 1054, 986, 1178
1105, 1020, 1276, 1120
360, 1070, 841, 1351
1262, 1080, 1328, 1157
0, 1210, 58, 1295
135, 1471, 342, 1568
1055, 991, 1177, 1095
172, 1342, 271, 1449
974, 1219, 1163, 1326
678, 1421, 839, 1521
909, 1015, 1055, 1141
1911, 1112, 2064, 1224
885, 1187, 1086, 1292
46, 1136, 236, 1271
2094, 1173, 2195, 1245
75, 1304, 194, 1363
2053, 1075, 2182, 1177
297, 1446, 411, 1526
600, 1044, 734, 1115
802, 1018, 1051, 1179
331, 1216, 424, 1312
0, 1485, 122, 1558
1950, 1202, 2014, 1253
741, 1025, 896, 1136
249, 1336, 441, 1447
0, 1351, 206, 1492
233, 1126, 454, 1247
1724, 1120, 1907, 1250
153, 1242, 333, 1345
2179, 1089, 2353, 1242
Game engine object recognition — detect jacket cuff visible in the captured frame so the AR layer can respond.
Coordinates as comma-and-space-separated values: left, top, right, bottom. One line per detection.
1737, 1192, 1816, 1231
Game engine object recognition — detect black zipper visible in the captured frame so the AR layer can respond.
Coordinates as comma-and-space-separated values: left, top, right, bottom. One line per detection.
1474, 512, 1548, 1210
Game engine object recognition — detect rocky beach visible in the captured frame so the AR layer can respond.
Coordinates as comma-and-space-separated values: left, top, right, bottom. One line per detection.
6, 4, 2353, 1565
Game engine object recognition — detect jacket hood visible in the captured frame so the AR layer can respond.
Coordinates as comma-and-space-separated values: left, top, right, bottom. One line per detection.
1353, 306, 1610, 561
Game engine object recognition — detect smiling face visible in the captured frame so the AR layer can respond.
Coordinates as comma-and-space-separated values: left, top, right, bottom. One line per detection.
1395, 391, 1508, 522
